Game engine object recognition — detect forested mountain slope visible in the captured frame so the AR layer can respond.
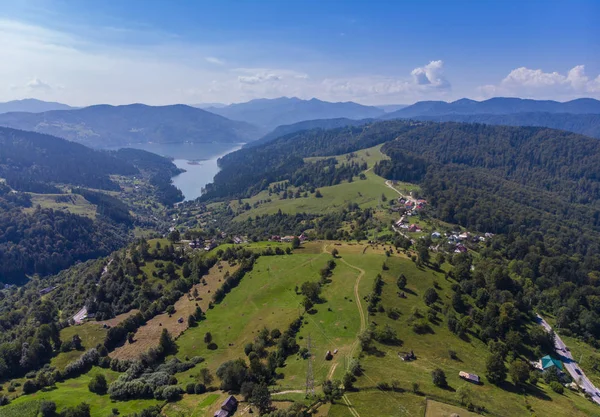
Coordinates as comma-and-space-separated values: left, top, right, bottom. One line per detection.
406, 112, 600, 139
0, 104, 262, 148
202, 120, 421, 199
248, 117, 373, 147
0, 127, 184, 285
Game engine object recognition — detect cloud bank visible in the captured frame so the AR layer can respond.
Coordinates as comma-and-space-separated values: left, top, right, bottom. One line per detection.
480, 65, 600, 99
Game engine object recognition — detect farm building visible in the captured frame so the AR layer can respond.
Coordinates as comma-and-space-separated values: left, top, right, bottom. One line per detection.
459, 371, 480, 384
214, 395, 238, 417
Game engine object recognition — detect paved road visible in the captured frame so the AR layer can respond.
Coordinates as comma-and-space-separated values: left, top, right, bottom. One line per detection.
72, 307, 87, 324
536, 314, 600, 405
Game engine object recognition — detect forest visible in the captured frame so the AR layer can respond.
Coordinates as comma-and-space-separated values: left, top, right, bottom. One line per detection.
373, 122, 600, 343
0, 128, 185, 285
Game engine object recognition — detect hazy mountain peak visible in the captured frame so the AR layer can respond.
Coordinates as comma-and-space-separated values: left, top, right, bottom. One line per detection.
0, 98, 74, 114
207, 96, 385, 129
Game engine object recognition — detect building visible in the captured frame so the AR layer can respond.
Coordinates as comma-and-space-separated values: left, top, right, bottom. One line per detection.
214, 396, 238, 417
408, 224, 421, 233
540, 355, 563, 371
459, 371, 480, 384
431, 232, 441, 239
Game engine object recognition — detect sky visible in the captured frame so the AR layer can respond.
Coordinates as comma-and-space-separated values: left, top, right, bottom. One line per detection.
0, 0, 599, 106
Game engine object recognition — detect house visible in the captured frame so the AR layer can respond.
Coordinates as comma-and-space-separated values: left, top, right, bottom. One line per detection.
431, 232, 441, 239
540, 355, 563, 371
455, 244, 468, 253
281, 235, 295, 242
214, 396, 238, 417
459, 371, 480, 384
408, 224, 421, 233
189, 240, 202, 249
299, 232, 308, 242
233, 236, 243, 244
270, 235, 281, 242
458, 232, 469, 240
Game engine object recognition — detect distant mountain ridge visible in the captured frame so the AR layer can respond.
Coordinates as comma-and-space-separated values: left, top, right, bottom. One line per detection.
249, 117, 374, 148
382, 97, 600, 119
0, 103, 263, 148
207, 97, 385, 130
413, 112, 600, 139
0, 98, 74, 114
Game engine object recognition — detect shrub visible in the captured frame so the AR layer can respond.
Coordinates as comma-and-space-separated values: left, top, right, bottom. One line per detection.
194, 383, 206, 394
40, 400, 57, 417
64, 349, 100, 379
431, 368, 447, 387
550, 381, 564, 394
88, 373, 108, 395
59, 402, 91, 417
0, 395, 10, 406
185, 383, 195, 394
22, 379, 37, 394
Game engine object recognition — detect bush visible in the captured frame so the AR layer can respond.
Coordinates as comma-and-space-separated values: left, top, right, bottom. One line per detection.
185, 383, 195, 394
22, 379, 37, 394
88, 373, 108, 395
40, 400, 57, 417
550, 381, 564, 394
59, 402, 91, 417
431, 368, 447, 387
162, 386, 183, 402
194, 383, 207, 394
64, 349, 100, 379
0, 395, 10, 406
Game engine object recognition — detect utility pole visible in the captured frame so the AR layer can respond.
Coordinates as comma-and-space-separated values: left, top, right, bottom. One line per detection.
305, 334, 315, 397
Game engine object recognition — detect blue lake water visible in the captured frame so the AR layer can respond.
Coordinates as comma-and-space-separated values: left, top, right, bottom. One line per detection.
120, 142, 242, 201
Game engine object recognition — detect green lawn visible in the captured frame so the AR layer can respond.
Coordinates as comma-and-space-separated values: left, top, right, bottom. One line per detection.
5, 367, 162, 417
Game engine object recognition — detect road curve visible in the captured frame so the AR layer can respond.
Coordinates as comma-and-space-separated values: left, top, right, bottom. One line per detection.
536, 314, 600, 405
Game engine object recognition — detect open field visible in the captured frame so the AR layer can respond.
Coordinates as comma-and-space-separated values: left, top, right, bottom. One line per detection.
23, 193, 97, 218
233, 171, 398, 221
337, 246, 599, 417
111, 262, 239, 360
51, 323, 108, 370
304, 144, 389, 167
162, 392, 226, 417
425, 398, 481, 417
4, 367, 162, 417
173, 252, 330, 386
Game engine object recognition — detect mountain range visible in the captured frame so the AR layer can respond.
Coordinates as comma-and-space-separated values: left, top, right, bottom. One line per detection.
0, 98, 74, 114
382, 97, 600, 119
206, 97, 385, 130
0, 103, 262, 148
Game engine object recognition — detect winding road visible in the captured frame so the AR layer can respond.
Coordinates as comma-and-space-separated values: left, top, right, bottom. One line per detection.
536, 314, 600, 405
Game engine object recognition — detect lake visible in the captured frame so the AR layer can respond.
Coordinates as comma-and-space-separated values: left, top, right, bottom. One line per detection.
120, 142, 242, 201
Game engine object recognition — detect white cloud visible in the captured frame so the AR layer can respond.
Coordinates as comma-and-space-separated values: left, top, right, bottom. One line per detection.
205, 56, 224, 65
479, 65, 600, 99
410, 60, 449, 88
0, 18, 452, 105
27, 77, 52, 90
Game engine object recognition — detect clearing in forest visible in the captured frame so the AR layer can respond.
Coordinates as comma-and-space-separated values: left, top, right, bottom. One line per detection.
111, 262, 238, 360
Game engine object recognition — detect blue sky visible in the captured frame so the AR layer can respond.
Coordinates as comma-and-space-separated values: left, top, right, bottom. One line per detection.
1, 0, 599, 105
